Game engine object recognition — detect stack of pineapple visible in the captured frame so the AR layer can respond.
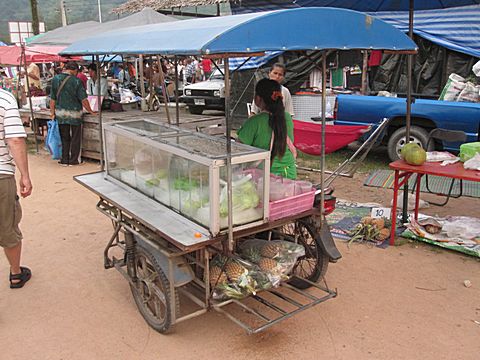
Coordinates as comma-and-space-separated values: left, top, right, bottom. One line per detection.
208, 240, 305, 300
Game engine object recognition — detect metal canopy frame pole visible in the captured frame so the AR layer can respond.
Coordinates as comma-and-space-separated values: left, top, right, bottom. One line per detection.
138, 55, 147, 111
402, 0, 415, 223
21, 44, 39, 153
224, 57, 234, 252
174, 56, 180, 126
319, 50, 327, 216
96, 55, 104, 170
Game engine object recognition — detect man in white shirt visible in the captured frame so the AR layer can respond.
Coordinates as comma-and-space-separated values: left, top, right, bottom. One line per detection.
250, 63, 294, 117
86, 64, 108, 96
0, 89, 33, 288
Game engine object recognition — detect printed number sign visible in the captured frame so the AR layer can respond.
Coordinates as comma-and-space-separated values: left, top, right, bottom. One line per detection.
370, 207, 391, 219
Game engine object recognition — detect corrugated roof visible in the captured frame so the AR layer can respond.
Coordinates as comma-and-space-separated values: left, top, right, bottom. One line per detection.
112, 0, 230, 14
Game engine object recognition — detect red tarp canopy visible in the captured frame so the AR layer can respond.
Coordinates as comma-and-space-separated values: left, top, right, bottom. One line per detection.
0, 45, 81, 65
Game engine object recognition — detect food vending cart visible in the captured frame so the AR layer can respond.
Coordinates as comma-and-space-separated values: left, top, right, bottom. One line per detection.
62, 8, 417, 333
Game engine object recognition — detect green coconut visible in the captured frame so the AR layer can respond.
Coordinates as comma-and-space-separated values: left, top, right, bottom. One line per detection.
400, 142, 421, 160
404, 146, 427, 165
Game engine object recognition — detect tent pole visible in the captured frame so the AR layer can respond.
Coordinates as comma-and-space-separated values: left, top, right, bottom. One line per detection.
320, 50, 326, 217
174, 56, 179, 126
224, 57, 233, 252
138, 55, 147, 111
96, 55, 104, 170
21, 44, 39, 153
157, 55, 171, 124
402, 0, 415, 223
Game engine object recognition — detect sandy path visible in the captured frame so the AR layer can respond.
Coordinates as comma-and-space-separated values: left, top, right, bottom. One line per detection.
1, 152, 479, 360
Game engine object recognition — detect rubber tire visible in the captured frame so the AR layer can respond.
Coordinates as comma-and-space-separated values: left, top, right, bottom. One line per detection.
276, 220, 329, 289
128, 245, 179, 334
387, 125, 431, 161
188, 106, 204, 115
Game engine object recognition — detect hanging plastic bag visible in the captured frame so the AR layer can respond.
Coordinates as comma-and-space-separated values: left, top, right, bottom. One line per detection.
46, 119, 62, 160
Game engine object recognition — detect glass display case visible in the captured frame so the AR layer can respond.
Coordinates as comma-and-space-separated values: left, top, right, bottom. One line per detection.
103, 119, 270, 235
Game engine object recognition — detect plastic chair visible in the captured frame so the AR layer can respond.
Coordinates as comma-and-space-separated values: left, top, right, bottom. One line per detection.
412, 128, 467, 206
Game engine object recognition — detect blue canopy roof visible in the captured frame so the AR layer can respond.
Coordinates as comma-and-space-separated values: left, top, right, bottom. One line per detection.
61, 8, 417, 56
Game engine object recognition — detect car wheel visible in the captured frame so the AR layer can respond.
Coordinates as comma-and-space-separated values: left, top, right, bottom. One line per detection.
188, 106, 204, 115
387, 126, 431, 161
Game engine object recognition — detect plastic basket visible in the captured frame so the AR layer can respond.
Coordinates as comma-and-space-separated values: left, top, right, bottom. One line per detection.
269, 189, 315, 221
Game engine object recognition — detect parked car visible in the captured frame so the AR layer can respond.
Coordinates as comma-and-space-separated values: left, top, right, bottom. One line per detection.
181, 67, 225, 114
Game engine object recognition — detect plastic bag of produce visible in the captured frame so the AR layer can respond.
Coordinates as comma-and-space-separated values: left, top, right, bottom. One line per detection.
459, 142, 480, 162
238, 239, 305, 287
473, 60, 480, 77
438, 73, 466, 101
209, 255, 271, 301
219, 174, 260, 218
457, 82, 480, 103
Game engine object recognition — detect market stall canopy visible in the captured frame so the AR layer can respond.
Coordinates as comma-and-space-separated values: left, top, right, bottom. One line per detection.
231, 2, 480, 58
61, 7, 417, 57
0, 45, 81, 66
28, 8, 177, 46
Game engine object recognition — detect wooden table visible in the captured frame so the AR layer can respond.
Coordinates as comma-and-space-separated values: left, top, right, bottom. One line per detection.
389, 159, 480, 245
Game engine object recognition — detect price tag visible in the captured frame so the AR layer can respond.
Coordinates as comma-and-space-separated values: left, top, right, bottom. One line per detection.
370, 207, 391, 219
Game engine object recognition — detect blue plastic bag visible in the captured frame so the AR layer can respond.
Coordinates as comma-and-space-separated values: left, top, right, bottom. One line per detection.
46, 120, 62, 160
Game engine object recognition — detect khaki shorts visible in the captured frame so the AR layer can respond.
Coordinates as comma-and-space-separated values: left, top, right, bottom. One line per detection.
0, 175, 23, 248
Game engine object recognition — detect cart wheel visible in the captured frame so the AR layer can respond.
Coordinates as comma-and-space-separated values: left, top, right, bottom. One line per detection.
128, 245, 179, 333
276, 220, 329, 289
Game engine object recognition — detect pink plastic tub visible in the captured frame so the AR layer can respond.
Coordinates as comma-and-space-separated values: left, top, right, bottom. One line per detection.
269, 188, 315, 221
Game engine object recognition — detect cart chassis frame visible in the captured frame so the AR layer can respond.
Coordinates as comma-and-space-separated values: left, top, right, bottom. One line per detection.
96, 197, 337, 334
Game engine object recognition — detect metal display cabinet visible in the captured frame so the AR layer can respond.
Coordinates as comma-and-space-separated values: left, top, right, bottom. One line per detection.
103, 119, 270, 236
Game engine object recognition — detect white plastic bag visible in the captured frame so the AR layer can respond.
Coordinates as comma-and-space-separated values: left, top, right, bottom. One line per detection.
391, 191, 429, 211
463, 153, 480, 170
473, 60, 480, 77
438, 73, 466, 101
457, 82, 480, 103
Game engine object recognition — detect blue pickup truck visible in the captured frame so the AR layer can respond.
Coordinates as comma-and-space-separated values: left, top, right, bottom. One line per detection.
333, 94, 480, 161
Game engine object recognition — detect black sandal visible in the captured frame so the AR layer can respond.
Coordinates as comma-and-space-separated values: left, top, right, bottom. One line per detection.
9, 267, 32, 289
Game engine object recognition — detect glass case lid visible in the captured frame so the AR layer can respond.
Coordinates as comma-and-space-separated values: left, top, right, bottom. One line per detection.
114, 119, 185, 138
157, 133, 256, 158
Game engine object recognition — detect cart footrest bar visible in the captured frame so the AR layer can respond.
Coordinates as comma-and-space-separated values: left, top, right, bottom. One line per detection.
212, 277, 337, 334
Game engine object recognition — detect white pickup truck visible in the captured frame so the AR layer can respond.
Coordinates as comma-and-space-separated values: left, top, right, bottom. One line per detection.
181, 68, 225, 115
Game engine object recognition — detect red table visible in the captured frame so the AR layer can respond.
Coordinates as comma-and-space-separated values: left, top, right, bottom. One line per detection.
389, 160, 480, 245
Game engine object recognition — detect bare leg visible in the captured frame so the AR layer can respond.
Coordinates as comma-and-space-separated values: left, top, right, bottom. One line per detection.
4, 241, 22, 282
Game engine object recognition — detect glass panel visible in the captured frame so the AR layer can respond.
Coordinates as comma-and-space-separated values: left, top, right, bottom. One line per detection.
168, 155, 210, 227
134, 143, 154, 197
106, 130, 136, 188
218, 161, 265, 228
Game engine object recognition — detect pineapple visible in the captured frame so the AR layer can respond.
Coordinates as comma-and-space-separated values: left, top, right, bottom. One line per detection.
258, 258, 278, 272
208, 266, 228, 287
261, 243, 280, 259
225, 261, 247, 282
242, 247, 262, 263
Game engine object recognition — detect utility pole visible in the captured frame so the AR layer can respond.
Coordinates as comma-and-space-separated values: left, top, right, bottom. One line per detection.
97, 0, 103, 23
60, 0, 68, 26
30, 0, 40, 34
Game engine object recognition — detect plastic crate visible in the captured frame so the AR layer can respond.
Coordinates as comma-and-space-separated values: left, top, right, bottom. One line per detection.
269, 189, 315, 221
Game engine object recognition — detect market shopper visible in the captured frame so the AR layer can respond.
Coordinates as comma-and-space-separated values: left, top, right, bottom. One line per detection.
250, 63, 294, 117
238, 78, 297, 179
86, 64, 108, 96
0, 88, 33, 288
50, 62, 97, 166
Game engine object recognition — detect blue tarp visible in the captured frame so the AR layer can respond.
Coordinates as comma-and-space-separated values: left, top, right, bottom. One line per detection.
231, 2, 480, 58
61, 8, 417, 57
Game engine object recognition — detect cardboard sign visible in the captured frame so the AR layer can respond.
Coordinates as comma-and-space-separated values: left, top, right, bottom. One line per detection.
370, 207, 391, 219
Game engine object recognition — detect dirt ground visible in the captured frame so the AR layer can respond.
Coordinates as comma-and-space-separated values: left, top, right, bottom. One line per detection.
1, 152, 479, 360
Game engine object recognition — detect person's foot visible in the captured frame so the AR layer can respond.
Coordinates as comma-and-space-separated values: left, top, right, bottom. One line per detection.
58, 161, 68, 167
9, 267, 32, 289
69, 161, 85, 166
